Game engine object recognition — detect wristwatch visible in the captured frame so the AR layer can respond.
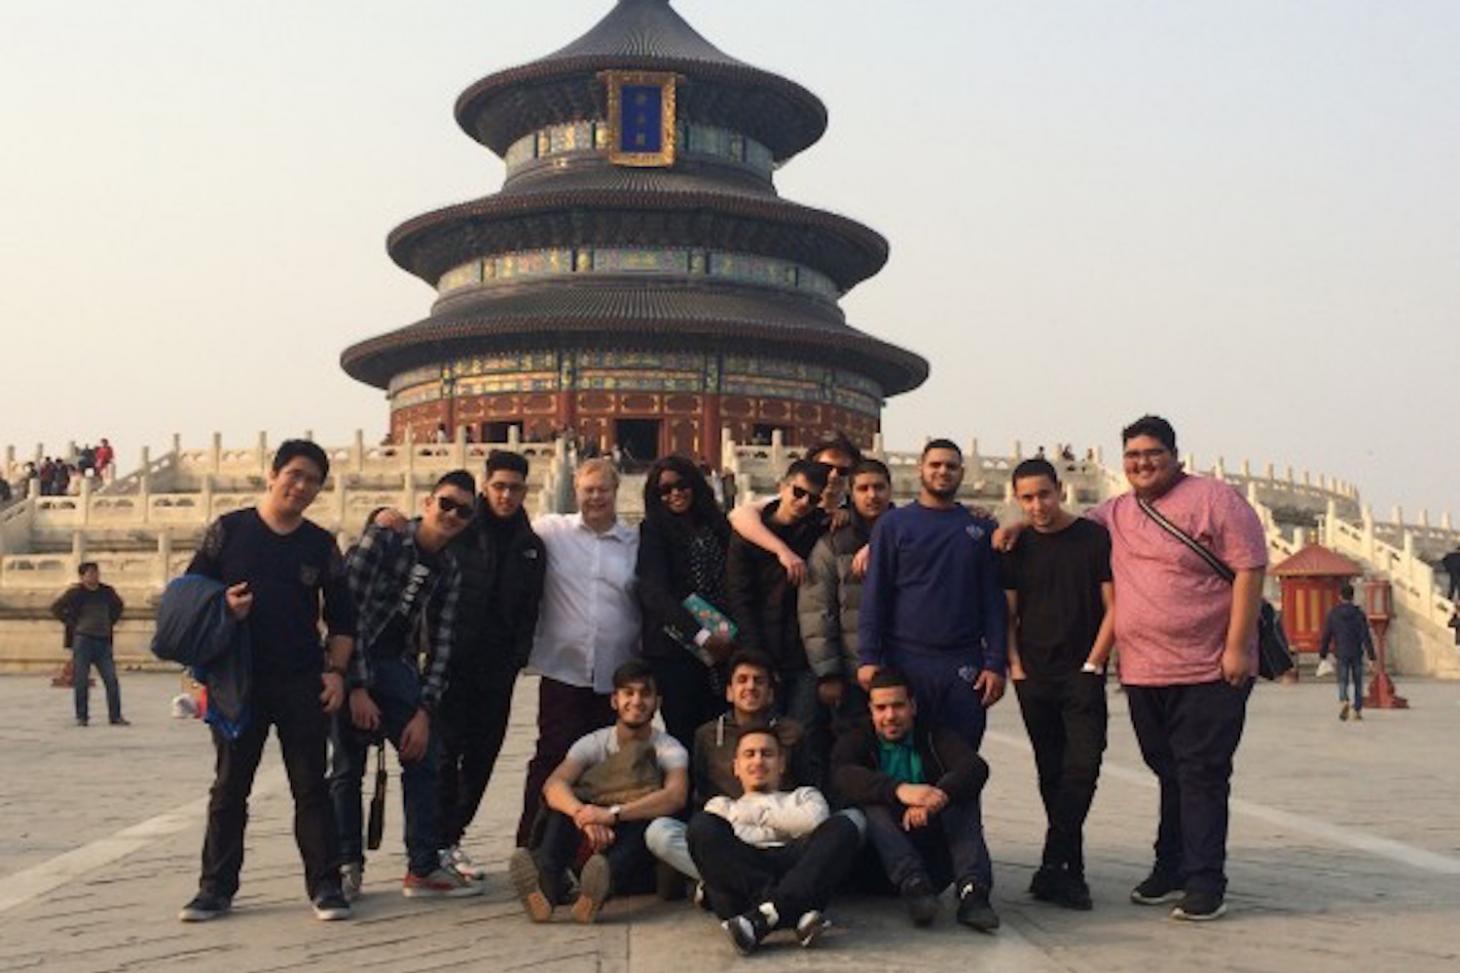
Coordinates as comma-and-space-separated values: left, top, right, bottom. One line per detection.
608, 804, 624, 823
1080, 662, 1101, 674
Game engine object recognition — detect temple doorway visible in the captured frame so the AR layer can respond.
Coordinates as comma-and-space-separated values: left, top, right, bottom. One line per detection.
614, 419, 660, 469
481, 421, 522, 444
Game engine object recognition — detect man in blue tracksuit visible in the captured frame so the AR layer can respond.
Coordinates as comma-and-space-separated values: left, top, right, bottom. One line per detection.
856, 437, 1007, 926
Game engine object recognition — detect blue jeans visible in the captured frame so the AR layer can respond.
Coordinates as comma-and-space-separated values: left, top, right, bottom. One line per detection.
72, 634, 122, 723
863, 800, 992, 893
1336, 657, 1366, 711
328, 657, 440, 876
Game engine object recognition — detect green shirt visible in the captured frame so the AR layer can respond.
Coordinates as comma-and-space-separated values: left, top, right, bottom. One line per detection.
876, 736, 924, 786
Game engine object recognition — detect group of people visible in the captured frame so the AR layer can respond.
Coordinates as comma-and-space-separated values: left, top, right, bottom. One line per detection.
7, 439, 114, 500
167, 412, 1268, 953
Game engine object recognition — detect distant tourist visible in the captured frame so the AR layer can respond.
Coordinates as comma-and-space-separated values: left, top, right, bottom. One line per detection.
94, 437, 114, 479
433, 422, 449, 443
510, 661, 688, 924
1443, 546, 1460, 602
1319, 583, 1376, 722
51, 561, 127, 727
178, 440, 357, 924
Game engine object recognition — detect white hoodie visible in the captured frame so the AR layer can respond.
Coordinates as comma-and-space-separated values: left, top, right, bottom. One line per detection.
703, 787, 829, 847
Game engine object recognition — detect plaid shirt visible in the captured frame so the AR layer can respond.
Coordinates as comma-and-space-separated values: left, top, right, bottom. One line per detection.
345, 520, 460, 713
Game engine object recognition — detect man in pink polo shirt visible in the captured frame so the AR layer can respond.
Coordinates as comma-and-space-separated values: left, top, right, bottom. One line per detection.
1087, 415, 1266, 922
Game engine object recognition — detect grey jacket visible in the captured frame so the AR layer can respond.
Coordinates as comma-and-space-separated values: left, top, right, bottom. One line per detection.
798, 512, 875, 680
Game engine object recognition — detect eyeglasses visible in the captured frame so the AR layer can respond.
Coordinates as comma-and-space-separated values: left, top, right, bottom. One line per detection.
486, 480, 526, 495
436, 495, 476, 520
1122, 448, 1170, 463
790, 485, 823, 506
658, 480, 692, 498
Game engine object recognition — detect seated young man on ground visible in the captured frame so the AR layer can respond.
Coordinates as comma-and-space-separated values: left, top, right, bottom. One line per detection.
686, 729, 860, 956
647, 649, 814, 883
829, 667, 997, 931
510, 661, 688, 924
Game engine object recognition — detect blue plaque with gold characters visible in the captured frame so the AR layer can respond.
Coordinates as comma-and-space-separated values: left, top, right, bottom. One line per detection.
600, 70, 678, 167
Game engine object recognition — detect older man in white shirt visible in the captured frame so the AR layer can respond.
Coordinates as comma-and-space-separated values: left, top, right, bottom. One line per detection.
516, 457, 642, 846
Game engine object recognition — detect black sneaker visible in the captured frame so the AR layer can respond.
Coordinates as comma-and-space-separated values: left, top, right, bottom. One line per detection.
1170, 890, 1227, 922
178, 891, 232, 922
1130, 868, 1184, 905
1051, 871, 1093, 911
109, 717, 131, 726
75, 717, 88, 727
312, 886, 351, 921
900, 874, 940, 927
1028, 866, 1059, 901
723, 909, 771, 956
955, 882, 1000, 932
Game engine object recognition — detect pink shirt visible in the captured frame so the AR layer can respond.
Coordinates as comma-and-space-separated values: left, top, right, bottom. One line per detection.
1087, 475, 1267, 686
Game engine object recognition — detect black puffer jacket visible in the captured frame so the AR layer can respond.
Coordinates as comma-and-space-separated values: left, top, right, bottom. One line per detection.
725, 501, 826, 673
448, 504, 546, 678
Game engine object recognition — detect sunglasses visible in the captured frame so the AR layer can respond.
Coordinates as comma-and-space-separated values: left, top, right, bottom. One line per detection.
436, 495, 476, 520
658, 480, 692, 498
827, 465, 851, 477
790, 484, 823, 506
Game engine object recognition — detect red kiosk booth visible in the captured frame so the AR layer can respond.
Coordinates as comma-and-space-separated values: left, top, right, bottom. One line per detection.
1271, 544, 1362, 657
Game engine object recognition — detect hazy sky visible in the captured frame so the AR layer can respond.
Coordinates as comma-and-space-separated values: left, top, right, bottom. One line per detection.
2, 1, 1455, 519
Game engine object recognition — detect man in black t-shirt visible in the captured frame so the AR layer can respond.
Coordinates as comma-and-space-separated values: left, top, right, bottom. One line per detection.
179, 440, 358, 924
1000, 458, 1114, 911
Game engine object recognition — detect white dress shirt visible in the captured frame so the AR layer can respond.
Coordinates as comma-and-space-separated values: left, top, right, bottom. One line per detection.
528, 512, 641, 693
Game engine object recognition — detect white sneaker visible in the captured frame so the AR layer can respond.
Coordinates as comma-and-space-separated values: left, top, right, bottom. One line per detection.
442, 845, 488, 881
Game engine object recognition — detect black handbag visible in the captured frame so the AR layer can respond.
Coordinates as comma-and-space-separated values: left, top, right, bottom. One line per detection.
366, 741, 387, 851
1137, 497, 1294, 680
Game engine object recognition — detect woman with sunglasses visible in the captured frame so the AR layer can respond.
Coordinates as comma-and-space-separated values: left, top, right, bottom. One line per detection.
636, 454, 737, 752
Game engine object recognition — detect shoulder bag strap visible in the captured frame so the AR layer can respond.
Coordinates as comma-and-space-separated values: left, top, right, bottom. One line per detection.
1135, 496, 1236, 584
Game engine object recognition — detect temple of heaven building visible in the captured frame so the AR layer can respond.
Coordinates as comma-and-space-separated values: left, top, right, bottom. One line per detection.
340, 0, 928, 464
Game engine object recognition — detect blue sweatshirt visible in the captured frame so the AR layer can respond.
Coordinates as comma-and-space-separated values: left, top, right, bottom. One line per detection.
858, 501, 1007, 673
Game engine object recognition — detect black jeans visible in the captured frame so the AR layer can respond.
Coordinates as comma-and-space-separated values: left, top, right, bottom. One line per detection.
1125, 679, 1252, 896
1014, 672, 1108, 876
516, 678, 615, 846
71, 634, 122, 723
686, 811, 860, 923
646, 651, 722, 756
863, 800, 990, 892
437, 664, 518, 849
199, 669, 338, 900
532, 809, 652, 901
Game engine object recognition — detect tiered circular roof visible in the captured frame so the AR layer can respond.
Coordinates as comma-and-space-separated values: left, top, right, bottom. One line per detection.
341, 0, 928, 399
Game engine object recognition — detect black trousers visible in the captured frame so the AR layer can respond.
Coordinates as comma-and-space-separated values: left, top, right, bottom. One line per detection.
437, 665, 518, 849
516, 678, 616, 847
1014, 672, 1108, 876
686, 811, 860, 924
199, 669, 338, 900
1125, 679, 1252, 896
647, 651, 723, 756
533, 809, 652, 900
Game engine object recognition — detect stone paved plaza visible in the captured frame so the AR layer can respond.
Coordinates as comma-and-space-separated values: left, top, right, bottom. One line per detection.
2, 672, 1458, 972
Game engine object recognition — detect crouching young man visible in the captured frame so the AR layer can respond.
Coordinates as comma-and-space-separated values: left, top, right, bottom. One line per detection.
687, 729, 860, 956
510, 661, 688, 923
830, 668, 996, 931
